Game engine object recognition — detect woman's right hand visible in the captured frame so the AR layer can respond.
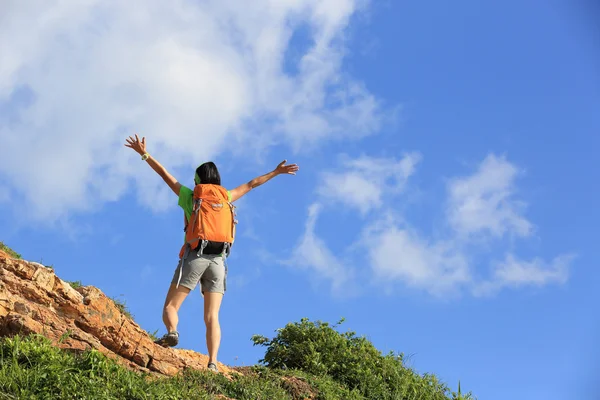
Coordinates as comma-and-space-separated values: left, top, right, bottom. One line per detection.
124, 134, 147, 156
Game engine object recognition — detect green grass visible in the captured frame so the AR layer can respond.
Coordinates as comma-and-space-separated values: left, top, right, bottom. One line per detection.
0, 242, 21, 259
0, 329, 475, 400
147, 329, 160, 342
66, 280, 83, 289
0, 335, 359, 400
109, 296, 134, 320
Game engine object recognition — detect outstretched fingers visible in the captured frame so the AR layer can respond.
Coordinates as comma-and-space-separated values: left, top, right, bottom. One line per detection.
124, 136, 135, 148
276, 160, 299, 175
125, 134, 138, 143
285, 165, 299, 175
124, 134, 144, 145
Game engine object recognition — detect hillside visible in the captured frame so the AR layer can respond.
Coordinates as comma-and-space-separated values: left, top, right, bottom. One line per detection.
0, 242, 475, 399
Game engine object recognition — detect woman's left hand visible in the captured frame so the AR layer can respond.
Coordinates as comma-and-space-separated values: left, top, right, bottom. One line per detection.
274, 160, 299, 175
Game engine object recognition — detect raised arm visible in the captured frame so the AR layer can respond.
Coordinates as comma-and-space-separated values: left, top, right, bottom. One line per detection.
125, 134, 182, 196
229, 160, 299, 202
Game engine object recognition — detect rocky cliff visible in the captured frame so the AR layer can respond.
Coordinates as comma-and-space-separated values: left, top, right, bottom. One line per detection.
0, 249, 234, 377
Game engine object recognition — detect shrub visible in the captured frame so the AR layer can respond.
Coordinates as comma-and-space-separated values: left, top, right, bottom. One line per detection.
252, 318, 474, 400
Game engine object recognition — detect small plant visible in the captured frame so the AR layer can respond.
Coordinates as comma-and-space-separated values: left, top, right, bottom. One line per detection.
67, 280, 83, 289
147, 329, 159, 341
453, 380, 474, 400
0, 241, 21, 259
35, 257, 54, 270
110, 296, 134, 320
58, 330, 72, 344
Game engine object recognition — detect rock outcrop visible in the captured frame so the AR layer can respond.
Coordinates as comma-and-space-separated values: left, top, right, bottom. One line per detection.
0, 251, 234, 376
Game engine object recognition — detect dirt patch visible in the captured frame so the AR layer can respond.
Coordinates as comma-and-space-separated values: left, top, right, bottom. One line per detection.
280, 376, 318, 400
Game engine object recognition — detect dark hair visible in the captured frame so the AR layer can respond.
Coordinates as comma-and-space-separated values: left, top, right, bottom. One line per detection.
195, 162, 221, 185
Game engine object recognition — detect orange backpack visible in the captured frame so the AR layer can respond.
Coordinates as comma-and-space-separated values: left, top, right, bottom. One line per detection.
178, 184, 237, 259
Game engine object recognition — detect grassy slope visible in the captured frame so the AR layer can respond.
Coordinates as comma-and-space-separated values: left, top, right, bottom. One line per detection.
0, 242, 21, 259
0, 242, 474, 400
0, 335, 361, 400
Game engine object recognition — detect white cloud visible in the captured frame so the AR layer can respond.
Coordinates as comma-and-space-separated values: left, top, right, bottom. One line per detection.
319, 173, 383, 214
318, 152, 421, 214
0, 0, 380, 221
286, 203, 355, 296
365, 222, 470, 296
494, 254, 571, 286
473, 253, 574, 296
447, 154, 533, 238
291, 153, 573, 298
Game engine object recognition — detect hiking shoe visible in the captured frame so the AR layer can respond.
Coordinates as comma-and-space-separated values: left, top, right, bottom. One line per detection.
154, 331, 179, 348
207, 362, 219, 373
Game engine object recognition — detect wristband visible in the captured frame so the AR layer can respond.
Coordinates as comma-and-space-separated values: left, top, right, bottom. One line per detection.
141, 153, 150, 161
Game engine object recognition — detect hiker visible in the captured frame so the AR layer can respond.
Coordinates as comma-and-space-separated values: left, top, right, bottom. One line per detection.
125, 134, 299, 372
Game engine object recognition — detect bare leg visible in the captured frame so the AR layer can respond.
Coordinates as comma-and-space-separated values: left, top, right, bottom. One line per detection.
162, 284, 191, 332
203, 292, 223, 364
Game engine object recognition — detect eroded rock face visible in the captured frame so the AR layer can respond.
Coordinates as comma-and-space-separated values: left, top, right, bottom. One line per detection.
0, 252, 233, 376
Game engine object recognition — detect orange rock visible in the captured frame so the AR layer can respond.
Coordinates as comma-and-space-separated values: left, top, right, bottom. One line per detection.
0, 256, 236, 377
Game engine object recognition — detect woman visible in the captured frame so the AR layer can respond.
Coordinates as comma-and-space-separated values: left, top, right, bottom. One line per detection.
125, 134, 299, 372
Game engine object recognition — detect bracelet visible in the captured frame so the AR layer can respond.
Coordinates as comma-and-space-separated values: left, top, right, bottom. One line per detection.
141, 153, 150, 161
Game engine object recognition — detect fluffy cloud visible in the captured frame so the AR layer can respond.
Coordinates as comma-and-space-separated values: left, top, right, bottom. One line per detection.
286, 203, 355, 296
291, 153, 574, 297
318, 152, 421, 214
447, 154, 533, 238
472, 253, 574, 296
0, 0, 380, 221
365, 222, 470, 296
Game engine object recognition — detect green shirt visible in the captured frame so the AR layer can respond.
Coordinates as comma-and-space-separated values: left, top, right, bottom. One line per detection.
178, 185, 232, 223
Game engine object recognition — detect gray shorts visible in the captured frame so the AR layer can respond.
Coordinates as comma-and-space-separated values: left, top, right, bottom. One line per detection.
171, 252, 227, 294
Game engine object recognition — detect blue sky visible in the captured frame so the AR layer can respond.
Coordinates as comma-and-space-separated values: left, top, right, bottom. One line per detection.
1, 1, 598, 399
